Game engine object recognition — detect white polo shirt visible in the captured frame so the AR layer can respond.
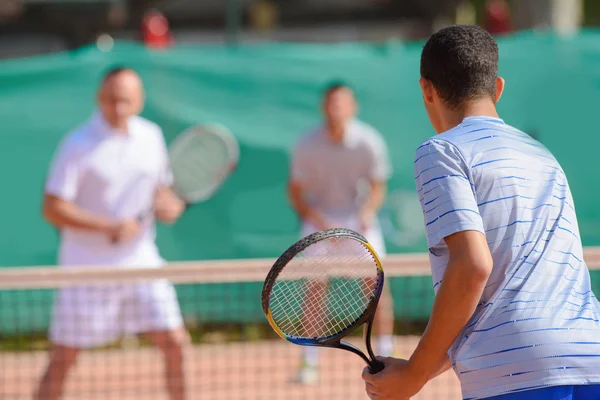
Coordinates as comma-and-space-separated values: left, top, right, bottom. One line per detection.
45, 112, 172, 268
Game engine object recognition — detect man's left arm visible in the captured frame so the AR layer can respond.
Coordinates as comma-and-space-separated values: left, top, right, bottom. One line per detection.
154, 187, 185, 224
360, 133, 392, 231
153, 129, 185, 224
360, 180, 387, 227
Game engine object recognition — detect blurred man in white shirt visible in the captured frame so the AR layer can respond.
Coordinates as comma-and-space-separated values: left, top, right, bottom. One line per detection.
288, 82, 395, 384
36, 67, 188, 400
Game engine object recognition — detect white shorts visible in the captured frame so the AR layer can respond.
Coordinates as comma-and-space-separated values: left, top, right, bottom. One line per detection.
49, 280, 183, 349
300, 217, 387, 258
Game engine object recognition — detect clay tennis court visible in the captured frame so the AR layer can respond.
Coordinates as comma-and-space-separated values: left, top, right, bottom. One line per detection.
1, 336, 461, 399
0, 257, 461, 399
3, 253, 600, 399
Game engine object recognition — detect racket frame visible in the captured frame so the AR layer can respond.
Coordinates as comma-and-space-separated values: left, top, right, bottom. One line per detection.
262, 228, 385, 374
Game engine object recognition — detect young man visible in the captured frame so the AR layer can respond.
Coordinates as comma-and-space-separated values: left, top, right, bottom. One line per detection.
289, 82, 396, 384
362, 25, 600, 400
36, 67, 188, 400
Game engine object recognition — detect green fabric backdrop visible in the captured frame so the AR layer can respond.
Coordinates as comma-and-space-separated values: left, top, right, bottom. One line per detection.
1, 30, 599, 332
1, 30, 599, 266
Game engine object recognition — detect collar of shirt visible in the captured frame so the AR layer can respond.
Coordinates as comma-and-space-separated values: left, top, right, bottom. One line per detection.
90, 111, 137, 138
320, 118, 361, 147
461, 115, 505, 125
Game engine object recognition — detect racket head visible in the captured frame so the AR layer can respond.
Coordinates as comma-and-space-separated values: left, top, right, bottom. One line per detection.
168, 123, 239, 204
262, 228, 384, 347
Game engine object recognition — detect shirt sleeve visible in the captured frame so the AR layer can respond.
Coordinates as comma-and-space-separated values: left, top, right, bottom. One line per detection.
44, 135, 83, 201
414, 138, 484, 249
367, 132, 392, 182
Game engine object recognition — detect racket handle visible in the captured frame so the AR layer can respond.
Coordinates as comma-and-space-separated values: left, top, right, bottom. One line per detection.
137, 208, 153, 223
368, 359, 385, 374
110, 210, 150, 245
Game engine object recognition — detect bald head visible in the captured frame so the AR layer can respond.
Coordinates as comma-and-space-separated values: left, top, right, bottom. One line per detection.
97, 67, 144, 130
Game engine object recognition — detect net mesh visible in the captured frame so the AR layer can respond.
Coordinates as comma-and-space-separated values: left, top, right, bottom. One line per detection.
268, 236, 381, 339
1, 249, 599, 400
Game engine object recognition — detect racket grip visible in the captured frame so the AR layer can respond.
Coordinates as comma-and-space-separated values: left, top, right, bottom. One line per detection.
368, 359, 385, 374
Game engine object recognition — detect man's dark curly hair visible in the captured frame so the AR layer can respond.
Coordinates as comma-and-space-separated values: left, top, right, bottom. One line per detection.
420, 25, 499, 109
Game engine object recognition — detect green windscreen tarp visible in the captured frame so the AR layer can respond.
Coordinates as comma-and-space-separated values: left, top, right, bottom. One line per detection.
1, 30, 599, 331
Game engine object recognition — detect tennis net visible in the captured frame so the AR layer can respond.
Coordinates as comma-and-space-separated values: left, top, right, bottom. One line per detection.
1, 248, 600, 400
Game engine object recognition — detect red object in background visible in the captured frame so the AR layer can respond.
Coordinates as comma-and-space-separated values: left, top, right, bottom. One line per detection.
141, 10, 174, 49
484, 0, 513, 35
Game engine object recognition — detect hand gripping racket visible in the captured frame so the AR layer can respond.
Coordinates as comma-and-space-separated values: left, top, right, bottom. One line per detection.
262, 228, 385, 374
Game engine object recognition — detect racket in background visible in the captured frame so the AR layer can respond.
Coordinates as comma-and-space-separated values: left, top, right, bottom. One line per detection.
141, 123, 239, 221
262, 228, 386, 374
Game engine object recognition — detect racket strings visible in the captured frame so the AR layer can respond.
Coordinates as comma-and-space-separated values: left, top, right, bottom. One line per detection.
274, 259, 372, 337
268, 237, 381, 339
273, 277, 343, 337
175, 138, 228, 175
170, 133, 233, 200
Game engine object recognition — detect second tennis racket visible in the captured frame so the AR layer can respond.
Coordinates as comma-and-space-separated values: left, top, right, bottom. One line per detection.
262, 228, 386, 374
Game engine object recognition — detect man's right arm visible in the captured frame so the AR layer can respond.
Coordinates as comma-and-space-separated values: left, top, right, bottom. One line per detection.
287, 142, 327, 229
42, 194, 116, 233
42, 135, 119, 236
288, 181, 324, 228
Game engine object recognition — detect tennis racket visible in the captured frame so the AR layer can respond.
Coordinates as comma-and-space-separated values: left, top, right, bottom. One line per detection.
140, 123, 239, 221
262, 228, 386, 374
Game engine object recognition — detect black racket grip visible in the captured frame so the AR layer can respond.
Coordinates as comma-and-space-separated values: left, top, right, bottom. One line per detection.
368, 359, 385, 374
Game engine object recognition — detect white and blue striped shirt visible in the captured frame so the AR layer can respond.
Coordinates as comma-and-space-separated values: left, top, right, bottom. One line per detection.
414, 116, 600, 400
